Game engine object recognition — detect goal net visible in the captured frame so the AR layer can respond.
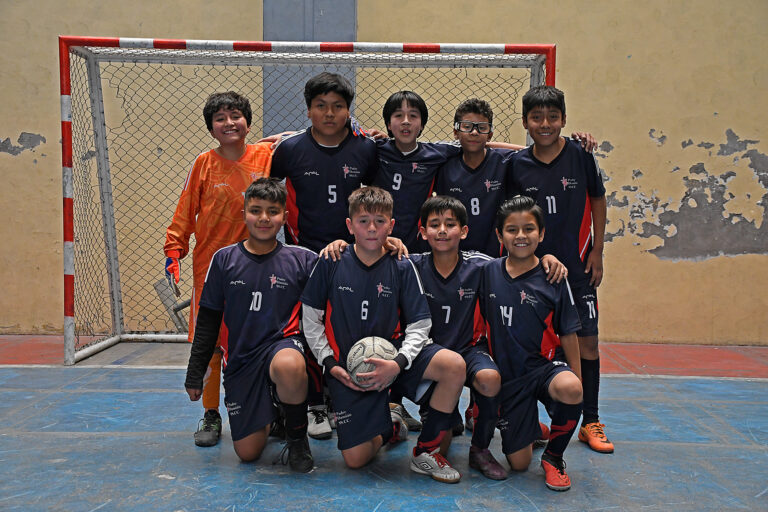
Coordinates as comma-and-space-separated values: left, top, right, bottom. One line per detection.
59, 37, 555, 364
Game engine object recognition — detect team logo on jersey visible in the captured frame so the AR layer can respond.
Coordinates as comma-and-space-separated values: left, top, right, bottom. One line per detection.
424, 292, 435, 299
525, 186, 538, 193
342, 164, 360, 179
520, 289, 538, 306
412, 162, 423, 174
337, 285, 355, 293
561, 177, 578, 190
458, 287, 475, 301
303, 170, 320, 177
269, 273, 289, 289
449, 187, 463, 193
229, 280, 246, 286
376, 281, 393, 298
484, 179, 502, 192
213, 182, 230, 189
250, 173, 259, 181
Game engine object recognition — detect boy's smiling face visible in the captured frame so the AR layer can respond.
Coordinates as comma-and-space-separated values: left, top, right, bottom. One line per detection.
453, 112, 492, 156
243, 197, 286, 244
209, 107, 250, 145
419, 210, 467, 254
496, 210, 544, 261
523, 105, 566, 149
307, 91, 350, 144
387, 100, 423, 152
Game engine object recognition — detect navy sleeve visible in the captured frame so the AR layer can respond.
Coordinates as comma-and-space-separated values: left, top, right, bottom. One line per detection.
362, 139, 379, 186
553, 279, 582, 336
398, 258, 431, 325
300, 257, 332, 310
198, 252, 226, 311
270, 142, 289, 179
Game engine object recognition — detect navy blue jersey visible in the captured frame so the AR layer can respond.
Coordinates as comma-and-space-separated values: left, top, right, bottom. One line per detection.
410, 251, 493, 352
271, 129, 379, 252
200, 242, 318, 378
507, 138, 605, 283
373, 140, 461, 251
435, 148, 517, 257
480, 259, 581, 381
300, 247, 431, 365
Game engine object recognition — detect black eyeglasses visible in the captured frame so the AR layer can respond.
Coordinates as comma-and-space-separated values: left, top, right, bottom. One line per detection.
454, 121, 492, 134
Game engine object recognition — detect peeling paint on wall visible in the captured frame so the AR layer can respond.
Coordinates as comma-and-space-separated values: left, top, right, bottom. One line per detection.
0, 133, 46, 156
605, 130, 767, 260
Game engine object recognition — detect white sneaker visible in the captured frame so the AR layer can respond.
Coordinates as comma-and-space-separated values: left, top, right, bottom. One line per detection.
307, 405, 332, 440
389, 404, 409, 444
410, 449, 461, 483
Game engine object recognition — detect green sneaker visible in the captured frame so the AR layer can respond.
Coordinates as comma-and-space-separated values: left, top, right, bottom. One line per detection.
194, 409, 222, 447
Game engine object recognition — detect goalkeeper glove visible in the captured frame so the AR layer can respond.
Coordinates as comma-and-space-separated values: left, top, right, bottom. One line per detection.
165, 251, 181, 297
349, 116, 368, 137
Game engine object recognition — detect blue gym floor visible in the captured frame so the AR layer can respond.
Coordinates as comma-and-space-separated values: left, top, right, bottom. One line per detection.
1, 350, 766, 511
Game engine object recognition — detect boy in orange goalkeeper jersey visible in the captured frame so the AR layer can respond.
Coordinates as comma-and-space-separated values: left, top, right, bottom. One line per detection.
164, 91, 272, 447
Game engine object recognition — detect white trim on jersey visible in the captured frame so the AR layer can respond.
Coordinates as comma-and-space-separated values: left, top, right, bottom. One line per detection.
462, 250, 494, 262
579, 233, 592, 260
182, 152, 207, 192
565, 278, 576, 306
404, 257, 426, 294
203, 243, 239, 283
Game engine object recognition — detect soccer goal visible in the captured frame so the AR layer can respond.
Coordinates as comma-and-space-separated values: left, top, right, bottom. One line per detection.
59, 36, 556, 365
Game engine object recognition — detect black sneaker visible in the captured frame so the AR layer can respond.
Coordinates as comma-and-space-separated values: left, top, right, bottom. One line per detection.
398, 404, 422, 432
194, 409, 222, 447
273, 437, 314, 473
451, 420, 465, 437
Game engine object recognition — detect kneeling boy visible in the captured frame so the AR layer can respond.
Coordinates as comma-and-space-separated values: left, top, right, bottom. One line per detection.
184, 178, 317, 472
301, 187, 466, 483
481, 195, 583, 491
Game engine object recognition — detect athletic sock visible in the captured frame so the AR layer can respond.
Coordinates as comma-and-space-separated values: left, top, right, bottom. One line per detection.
283, 401, 309, 440
470, 391, 498, 450
544, 401, 582, 458
581, 357, 600, 425
305, 357, 325, 407
415, 406, 451, 455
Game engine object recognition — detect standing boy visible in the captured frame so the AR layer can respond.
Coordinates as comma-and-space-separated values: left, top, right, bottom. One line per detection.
482, 195, 583, 491
165, 92, 272, 447
301, 187, 467, 483
507, 85, 611, 454
270, 72, 379, 437
184, 178, 316, 472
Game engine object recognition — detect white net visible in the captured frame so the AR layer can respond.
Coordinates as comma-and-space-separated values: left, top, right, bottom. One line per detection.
65, 42, 549, 355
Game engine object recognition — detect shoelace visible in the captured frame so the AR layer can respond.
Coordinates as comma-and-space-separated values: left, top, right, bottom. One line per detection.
586, 423, 607, 438
272, 441, 290, 466
310, 409, 327, 424
430, 452, 449, 468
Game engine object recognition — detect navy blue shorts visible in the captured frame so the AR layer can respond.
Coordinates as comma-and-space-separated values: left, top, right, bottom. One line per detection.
223, 337, 305, 442
328, 343, 442, 451
497, 361, 571, 454
460, 344, 499, 386
570, 279, 599, 337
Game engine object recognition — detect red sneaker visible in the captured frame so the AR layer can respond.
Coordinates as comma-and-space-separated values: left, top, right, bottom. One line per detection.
533, 421, 550, 448
541, 455, 571, 491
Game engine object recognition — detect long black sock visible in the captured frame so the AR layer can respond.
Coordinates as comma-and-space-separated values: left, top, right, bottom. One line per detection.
581, 358, 600, 424
415, 406, 451, 455
470, 391, 498, 449
545, 401, 582, 458
283, 401, 308, 440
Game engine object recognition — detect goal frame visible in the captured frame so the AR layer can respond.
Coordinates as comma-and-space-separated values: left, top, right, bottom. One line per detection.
58, 36, 556, 365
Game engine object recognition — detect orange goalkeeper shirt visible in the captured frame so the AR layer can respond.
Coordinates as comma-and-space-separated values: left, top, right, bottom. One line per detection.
164, 143, 272, 281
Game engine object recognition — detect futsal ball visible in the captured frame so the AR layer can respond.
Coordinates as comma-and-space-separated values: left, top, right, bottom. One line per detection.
346, 336, 398, 389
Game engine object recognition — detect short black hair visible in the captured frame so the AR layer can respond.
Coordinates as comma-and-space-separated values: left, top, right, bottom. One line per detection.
495, 195, 545, 233
203, 91, 252, 131
382, 91, 428, 137
522, 85, 566, 119
453, 98, 493, 125
420, 195, 468, 227
348, 186, 393, 218
244, 178, 287, 208
303, 72, 355, 108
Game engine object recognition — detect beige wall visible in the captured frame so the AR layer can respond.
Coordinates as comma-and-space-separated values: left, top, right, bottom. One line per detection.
2, 0, 766, 345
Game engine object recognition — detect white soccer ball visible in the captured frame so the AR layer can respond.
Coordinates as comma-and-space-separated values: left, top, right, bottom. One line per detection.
346, 336, 398, 389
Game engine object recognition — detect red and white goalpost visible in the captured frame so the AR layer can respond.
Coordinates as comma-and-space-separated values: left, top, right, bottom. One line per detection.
58, 36, 556, 365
